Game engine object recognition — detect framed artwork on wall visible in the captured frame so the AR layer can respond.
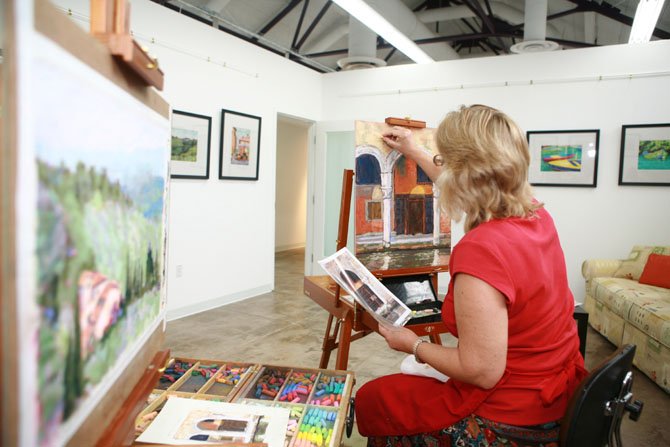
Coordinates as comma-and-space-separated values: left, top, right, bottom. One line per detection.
527, 129, 600, 187
219, 109, 261, 180
170, 110, 212, 179
619, 123, 670, 186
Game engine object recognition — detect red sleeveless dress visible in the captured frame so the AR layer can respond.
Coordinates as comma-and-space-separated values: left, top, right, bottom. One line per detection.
355, 207, 587, 436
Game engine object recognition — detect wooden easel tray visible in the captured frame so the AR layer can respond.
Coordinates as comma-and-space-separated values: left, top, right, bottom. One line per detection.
136, 359, 355, 447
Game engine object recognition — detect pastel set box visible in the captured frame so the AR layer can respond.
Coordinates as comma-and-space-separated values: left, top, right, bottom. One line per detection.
136, 358, 355, 447
382, 274, 443, 325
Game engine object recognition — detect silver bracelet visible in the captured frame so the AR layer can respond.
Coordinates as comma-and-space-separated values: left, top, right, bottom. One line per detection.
412, 338, 427, 364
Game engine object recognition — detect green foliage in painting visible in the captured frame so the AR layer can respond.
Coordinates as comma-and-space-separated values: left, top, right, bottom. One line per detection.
171, 135, 198, 162
36, 159, 164, 430
638, 139, 670, 170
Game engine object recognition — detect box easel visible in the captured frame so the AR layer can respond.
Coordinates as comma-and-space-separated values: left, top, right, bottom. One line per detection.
304, 118, 451, 371
2, 3, 356, 446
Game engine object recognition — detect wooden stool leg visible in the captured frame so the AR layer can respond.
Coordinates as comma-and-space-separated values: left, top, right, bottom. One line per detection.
336, 314, 354, 370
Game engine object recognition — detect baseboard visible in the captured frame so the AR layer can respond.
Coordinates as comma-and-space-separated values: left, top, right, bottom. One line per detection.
166, 284, 272, 321
275, 243, 305, 253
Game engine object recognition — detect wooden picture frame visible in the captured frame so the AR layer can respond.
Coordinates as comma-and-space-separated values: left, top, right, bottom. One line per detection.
527, 129, 600, 187
218, 109, 261, 181
619, 123, 670, 186
170, 110, 212, 179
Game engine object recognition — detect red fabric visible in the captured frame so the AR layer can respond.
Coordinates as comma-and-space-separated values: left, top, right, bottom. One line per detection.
355, 207, 586, 436
639, 254, 670, 289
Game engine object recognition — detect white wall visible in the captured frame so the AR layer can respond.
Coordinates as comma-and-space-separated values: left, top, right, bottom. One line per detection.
275, 118, 309, 252
55, 0, 670, 310
54, 0, 323, 319
318, 41, 670, 302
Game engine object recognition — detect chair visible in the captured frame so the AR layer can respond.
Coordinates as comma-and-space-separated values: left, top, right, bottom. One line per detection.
560, 344, 644, 447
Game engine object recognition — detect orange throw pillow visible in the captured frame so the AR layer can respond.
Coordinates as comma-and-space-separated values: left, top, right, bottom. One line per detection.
638, 254, 670, 289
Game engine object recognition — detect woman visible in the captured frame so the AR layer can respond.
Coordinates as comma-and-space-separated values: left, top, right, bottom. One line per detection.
355, 105, 586, 447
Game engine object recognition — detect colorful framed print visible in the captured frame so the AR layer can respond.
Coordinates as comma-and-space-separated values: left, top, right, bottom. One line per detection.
619, 123, 670, 186
170, 110, 212, 179
527, 129, 600, 187
219, 109, 261, 180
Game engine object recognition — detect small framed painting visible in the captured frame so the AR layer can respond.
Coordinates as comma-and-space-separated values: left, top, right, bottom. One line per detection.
170, 110, 212, 179
527, 129, 600, 187
219, 109, 262, 181
619, 123, 670, 186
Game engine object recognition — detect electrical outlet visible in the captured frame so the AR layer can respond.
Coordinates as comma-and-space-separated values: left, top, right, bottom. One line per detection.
176, 265, 183, 278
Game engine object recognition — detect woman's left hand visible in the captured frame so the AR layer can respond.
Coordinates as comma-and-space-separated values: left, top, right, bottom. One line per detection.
378, 324, 419, 354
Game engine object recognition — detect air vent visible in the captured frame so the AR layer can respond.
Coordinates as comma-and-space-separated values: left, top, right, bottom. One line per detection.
337, 56, 387, 70
510, 40, 560, 54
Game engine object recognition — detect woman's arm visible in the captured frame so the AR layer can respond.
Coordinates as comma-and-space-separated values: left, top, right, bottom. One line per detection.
378, 273, 508, 389
381, 127, 443, 182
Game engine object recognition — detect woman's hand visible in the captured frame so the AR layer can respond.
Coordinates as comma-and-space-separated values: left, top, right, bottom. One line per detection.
381, 127, 418, 157
378, 324, 419, 354
382, 126, 442, 182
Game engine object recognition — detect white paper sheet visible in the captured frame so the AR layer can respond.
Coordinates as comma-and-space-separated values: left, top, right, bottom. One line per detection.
136, 397, 290, 446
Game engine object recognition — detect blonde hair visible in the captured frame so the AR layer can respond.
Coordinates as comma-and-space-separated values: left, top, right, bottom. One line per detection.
435, 104, 542, 232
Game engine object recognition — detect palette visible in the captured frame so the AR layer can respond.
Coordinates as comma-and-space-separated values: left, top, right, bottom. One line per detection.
136, 359, 355, 447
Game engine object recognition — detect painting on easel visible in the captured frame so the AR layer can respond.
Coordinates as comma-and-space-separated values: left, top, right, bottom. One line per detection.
17, 33, 170, 446
354, 121, 451, 270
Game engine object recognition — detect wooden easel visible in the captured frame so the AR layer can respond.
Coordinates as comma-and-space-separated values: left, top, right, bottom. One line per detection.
2, 1, 170, 445
312, 117, 450, 370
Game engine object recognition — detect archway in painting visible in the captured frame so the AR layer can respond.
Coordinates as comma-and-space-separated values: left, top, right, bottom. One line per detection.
355, 154, 383, 249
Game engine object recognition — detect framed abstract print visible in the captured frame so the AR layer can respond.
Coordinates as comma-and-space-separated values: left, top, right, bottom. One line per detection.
527, 129, 600, 187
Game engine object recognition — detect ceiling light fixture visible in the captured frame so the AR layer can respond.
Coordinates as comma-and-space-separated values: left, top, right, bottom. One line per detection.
629, 0, 666, 43
331, 0, 434, 64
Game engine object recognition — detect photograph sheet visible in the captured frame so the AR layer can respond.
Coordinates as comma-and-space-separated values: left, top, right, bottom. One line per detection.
319, 248, 412, 327
136, 397, 290, 446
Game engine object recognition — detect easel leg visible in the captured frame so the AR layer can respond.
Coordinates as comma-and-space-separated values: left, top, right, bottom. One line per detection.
429, 333, 442, 345
335, 315, 354, 370
319, 315, 341, 369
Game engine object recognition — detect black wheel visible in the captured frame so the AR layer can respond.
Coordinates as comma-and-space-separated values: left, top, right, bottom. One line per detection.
345, 396, 355, 437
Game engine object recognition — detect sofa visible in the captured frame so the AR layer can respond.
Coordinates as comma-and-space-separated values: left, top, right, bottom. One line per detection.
582, 245, 670, 394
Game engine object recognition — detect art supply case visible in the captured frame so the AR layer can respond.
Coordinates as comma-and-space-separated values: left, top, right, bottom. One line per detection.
381, 274, 443, 325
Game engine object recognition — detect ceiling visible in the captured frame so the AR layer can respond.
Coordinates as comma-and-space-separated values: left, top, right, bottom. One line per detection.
151, 0, 670, 73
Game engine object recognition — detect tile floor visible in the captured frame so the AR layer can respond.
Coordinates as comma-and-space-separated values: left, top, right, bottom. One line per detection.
165, 249, 670, 446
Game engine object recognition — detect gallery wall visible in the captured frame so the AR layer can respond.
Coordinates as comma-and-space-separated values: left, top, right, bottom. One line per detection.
317, 40, 670, 302
55, 0, 323, 319
275, 117, 309, 252
55, 0, 669, 312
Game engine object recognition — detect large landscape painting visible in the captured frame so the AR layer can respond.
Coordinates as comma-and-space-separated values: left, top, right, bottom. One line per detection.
26, 35, 170, 444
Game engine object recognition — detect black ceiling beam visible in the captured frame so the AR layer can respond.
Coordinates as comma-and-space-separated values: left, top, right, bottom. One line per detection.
506, 6, 585, 32
566, 0, 670, 39
258, 0, 302, 36
305, 31, 521, 58
156, 0, 329, 73
295, 1, 332, 51
459, 16, 500, 55
462, 0, 508, 53
291, 0, 310, 49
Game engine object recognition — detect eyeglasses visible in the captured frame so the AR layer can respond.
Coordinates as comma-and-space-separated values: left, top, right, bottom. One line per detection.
433, 154, 444, 166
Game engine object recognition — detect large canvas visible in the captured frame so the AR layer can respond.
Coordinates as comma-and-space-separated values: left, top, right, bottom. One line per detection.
354, 121, 451, 270
16, 32, 170, 445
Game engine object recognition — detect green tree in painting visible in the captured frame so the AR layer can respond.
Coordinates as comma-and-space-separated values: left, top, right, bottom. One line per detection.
36, 158, 164, 432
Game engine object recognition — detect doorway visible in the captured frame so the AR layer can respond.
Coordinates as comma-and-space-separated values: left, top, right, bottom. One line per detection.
275, 114, 312, 283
